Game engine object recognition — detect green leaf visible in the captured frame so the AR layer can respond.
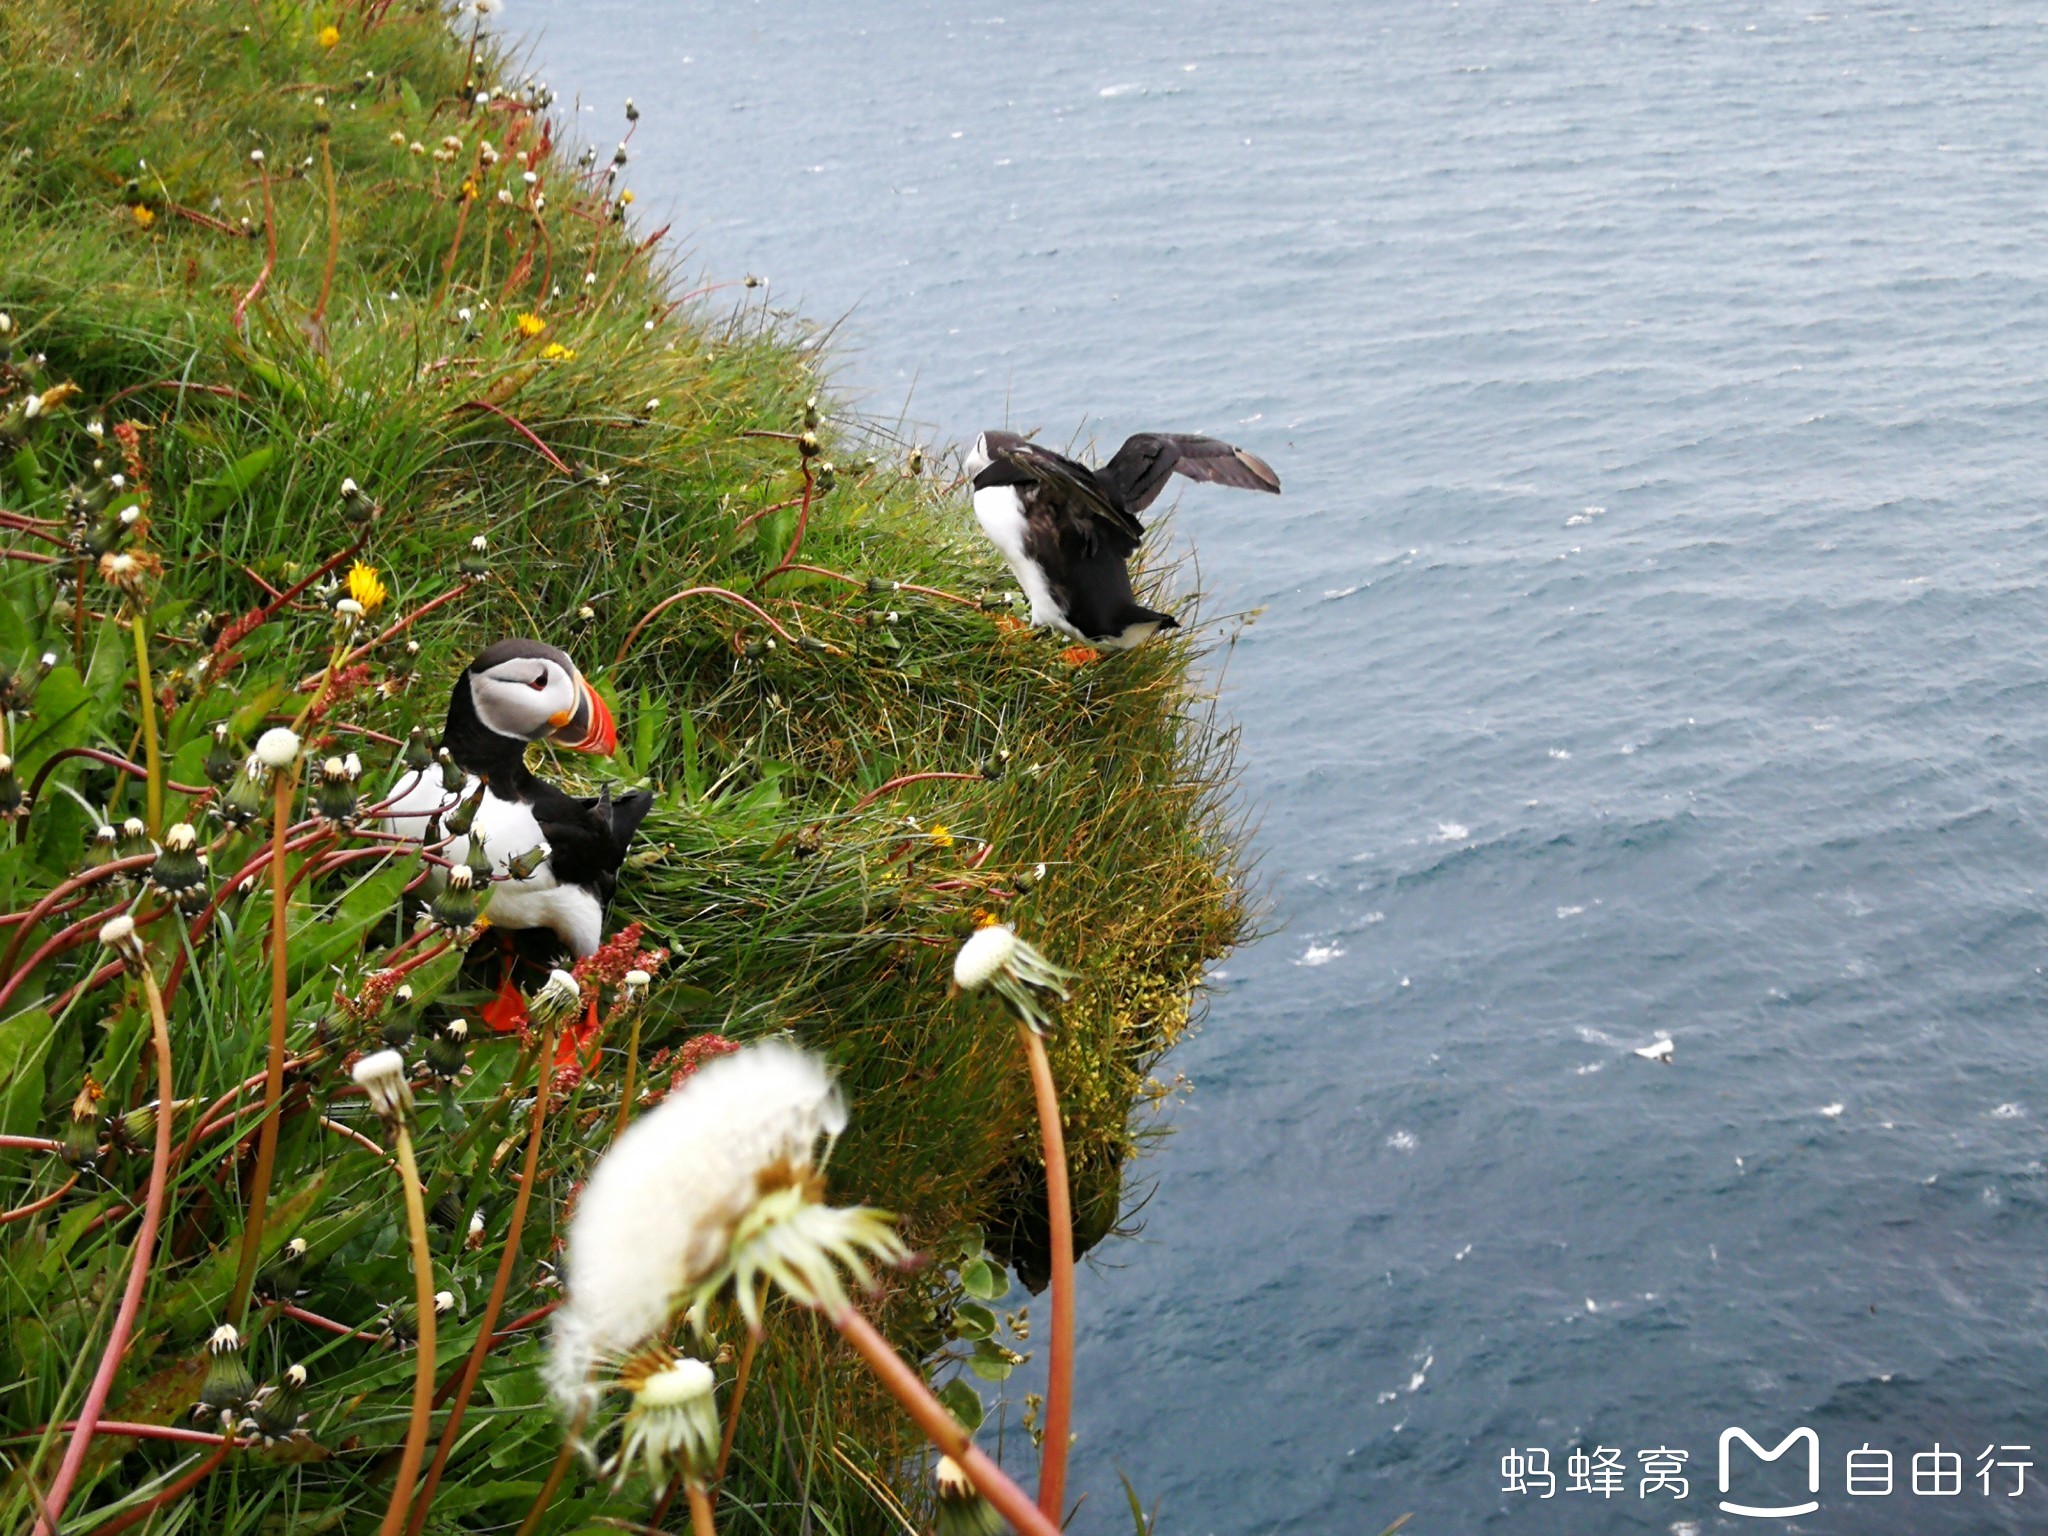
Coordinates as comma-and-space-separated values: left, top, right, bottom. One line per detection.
966, 1339, 1015, 1382
959, 1257, 1006, 1299
937, 1377, 983, 1433
951, 1301, 996, 1341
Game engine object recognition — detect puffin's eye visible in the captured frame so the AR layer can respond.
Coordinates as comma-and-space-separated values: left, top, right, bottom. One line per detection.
527, 674, 550, 691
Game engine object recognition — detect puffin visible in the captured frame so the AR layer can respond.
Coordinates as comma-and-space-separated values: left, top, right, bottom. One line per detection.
964, 429, 1281, 649
381, 639, 653, 1050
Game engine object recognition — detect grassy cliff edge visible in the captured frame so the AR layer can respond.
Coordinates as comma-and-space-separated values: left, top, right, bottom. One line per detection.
0, 2, 1247, 1530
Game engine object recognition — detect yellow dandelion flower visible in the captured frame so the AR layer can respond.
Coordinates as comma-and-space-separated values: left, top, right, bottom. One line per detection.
620, 189, 635, 205
515, 312, 545, 338
459, 178, 480, 202
539, 342, 575, 361
316, 23, 340, 47
927, 824, 955, 849
346, 561, 389, 615
972, 908, 1001, 928
131, 205, 155, 229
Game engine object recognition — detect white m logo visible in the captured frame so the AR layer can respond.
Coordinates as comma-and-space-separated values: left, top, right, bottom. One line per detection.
1718, 1426, 1820, 1518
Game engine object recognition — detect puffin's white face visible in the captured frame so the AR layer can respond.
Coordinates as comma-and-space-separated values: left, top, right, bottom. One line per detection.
466, 644, 615, 752
963, 433, 994, 481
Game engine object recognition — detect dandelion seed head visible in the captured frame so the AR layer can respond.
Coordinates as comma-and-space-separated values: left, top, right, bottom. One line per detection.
254, 727, 301, 770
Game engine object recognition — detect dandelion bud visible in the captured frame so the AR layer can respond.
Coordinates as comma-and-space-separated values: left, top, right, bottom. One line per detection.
797, 430, 821, 458
260, 1235, 310, 1299
84, 821, 119, 873
244, 1361, 308, 1442
612, 143, 628, 167
437, 748, 468, 796
866, 577, 898, 595
380, 1009, 415, 1050
353, 1048, 413, 1125
460, 534, 489, 576
612, 1352, 718, 1489
528, 968, 581, 1030
464, 830, 493, 883
313, 757, 359, 826
403, 727, 435, 773
429, 863, 482, 932
0, 754, 19, 820
195, 1324, 256, 1421
932, 1456, 1005, 1536
249, 149, 265, 165
116, 817, 153, 865
505, 841, 550, 880
424, 1018, 468, 1079
803, 395, 821, 429
440, 780, 485, 840
625, 97, 640, 121
952, 923, 1072, 1036
389, 130, 408, 148
149, 823, 208, 908
254, 727, 301, 771
815, 460, 837, 492
622, 968, 651, 1003
61, 1079, 103, 1167
218, 757, 268, 828
467, 1209, 487, 1250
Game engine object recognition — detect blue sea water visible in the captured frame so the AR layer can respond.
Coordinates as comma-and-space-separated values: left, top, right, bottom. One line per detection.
522, 2, 2048, 1529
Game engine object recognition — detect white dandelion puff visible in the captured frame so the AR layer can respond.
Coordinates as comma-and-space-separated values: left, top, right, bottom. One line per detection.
547, 1042, 901, 1411
953, 923, 1072, 1035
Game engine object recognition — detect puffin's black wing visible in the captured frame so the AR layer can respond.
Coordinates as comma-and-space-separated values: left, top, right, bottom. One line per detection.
1099, 433, 1283, 514
530, 782, 653, 906
984, 441, 1145, 555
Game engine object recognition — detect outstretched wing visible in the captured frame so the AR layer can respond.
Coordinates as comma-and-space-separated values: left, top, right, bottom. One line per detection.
1100, 433, 1282, 514
978, 439, 1145, 554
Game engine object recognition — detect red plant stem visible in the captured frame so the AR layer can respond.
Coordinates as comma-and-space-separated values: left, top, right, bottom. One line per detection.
755, 461, 814, 587
0, 1173, 78, 1224
846, 771, 983, 817
2, 548, 55, 565
227, 769, 296, 1325
513, 1438, 579, 1536
613, 586, 804, 665
251, 533, 370, 628
89, 1441, 235, 1536
0, 899, 131, 1018
33, 958, 177, 1536
330, 581, 475, 674
378, 1125, 437, 1536
452, 400, 573, 476
1019, 1025, 1075, 1521
0, 854, 155, 983
159, 827, 332, 1009
101, 379, 249, 409
22, 747, 208, 824
0, 1135, 63, 1152
39, 1421, 233, 1448
409, 1017, 559, 1535
832, 1308, 1061, 1536
686, 1485, 717, 1536
232, 158, 278, 331
277, 1303, 383, 1342
774, 562, 984, 610
726, 493, 802, 542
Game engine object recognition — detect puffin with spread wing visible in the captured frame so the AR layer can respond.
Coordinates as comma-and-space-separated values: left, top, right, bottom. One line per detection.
381, 639, 653, 1050
964, 430, 1281, 649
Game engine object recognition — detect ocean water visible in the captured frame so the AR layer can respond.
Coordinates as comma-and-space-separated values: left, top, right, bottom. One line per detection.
521, 2, 2048, 1529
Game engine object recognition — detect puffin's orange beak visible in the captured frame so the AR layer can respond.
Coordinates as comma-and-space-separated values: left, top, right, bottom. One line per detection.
552, 676, 616, 755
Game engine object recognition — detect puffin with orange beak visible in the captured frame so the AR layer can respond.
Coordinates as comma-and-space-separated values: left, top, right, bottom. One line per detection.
381, 639, 653, 1043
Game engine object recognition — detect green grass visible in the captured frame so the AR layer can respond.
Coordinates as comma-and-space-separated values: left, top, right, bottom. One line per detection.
0, 1, 1249, 1531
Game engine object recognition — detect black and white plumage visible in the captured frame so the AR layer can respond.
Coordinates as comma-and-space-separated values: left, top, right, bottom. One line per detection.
381, 639, 652, 959
964, 430, 1281, 648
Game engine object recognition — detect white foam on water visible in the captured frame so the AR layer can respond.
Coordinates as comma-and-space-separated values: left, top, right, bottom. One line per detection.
1820, 1102, 1845, 1117
1297, 941, 1343, 967
1557, 905, 1585, 918
1990, 1102, 2026, 1119
1386, 1129, 1417, 1152
1432, 821, 1470, 842
1549, 747, 1572, 759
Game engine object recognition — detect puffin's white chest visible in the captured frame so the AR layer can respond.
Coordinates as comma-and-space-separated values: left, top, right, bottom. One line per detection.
972, 486, 1078, 637
379, 769, 603, 956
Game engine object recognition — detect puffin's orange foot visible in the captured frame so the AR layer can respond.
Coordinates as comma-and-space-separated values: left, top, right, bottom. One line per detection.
554, 996, 603, 1071
481, 976, 530, 1034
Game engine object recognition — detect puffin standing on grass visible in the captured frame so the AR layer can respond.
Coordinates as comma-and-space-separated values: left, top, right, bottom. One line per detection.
381, 639, 653, 1054
964, 429, 1281, 649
